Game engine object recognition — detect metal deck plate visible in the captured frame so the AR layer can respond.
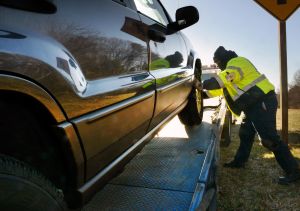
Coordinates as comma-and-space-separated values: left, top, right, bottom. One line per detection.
83, 184, 192, 210
83, 111, 215, 210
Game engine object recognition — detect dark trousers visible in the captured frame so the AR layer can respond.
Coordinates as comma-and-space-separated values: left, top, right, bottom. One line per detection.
234, 92, 299, 174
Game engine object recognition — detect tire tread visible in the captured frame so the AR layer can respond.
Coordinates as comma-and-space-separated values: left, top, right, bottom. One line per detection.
0, 154, 66, 210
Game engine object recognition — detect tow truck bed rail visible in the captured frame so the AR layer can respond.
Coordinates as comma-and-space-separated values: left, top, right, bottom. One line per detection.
83, 101, 227, 210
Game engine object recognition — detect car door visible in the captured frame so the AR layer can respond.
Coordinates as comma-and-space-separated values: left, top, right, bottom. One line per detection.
47, 0, 156, 179
130, 0, 193, 130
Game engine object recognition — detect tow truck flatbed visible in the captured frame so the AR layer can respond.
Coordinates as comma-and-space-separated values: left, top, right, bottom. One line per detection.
83, 102, 226, 210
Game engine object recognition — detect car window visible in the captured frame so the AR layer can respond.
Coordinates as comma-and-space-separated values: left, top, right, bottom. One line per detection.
133, 0, 169, 26
202, 73, 213, 81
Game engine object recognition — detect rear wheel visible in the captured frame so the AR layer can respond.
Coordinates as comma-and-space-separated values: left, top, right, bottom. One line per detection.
178, 88, 203, 126
0, 155, 66, 211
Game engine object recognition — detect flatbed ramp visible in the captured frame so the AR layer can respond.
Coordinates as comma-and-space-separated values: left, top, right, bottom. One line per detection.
83, 107, 224, 210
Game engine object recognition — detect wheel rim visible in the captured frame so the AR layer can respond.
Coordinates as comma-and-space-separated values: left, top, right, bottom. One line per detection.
195, 89, 202, 114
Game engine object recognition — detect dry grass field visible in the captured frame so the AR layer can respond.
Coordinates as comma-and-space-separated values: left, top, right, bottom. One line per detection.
217, 109, 300, 211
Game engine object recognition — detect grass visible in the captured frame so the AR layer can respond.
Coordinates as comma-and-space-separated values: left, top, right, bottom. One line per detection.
277, 109, 300, 144
217, 109, 300, 211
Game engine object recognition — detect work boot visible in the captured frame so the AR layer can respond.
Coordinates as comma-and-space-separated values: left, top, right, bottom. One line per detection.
277, 170, 300, 185
223, 160, 245, 168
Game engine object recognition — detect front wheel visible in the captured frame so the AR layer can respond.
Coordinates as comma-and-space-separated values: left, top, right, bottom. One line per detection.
178, 88, 203, 126
0, 155, 66, 211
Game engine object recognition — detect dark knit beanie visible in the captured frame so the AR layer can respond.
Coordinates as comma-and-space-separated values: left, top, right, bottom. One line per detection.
213, 46, 238, 70
213, 46, 227, 62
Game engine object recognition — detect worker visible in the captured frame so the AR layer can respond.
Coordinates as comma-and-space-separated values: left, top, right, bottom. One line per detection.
195, 46, 300, 185
150, 51, 183, 70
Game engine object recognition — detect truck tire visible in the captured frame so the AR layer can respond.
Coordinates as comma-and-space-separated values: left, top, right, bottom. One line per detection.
178, 88, 203, 126
0, 154, 66, 211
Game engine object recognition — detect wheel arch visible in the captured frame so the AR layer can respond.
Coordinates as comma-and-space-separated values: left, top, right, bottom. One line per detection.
0, 75, 85, 206
0, 74, 66, 123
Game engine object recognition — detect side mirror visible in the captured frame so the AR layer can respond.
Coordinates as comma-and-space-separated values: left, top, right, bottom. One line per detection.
148, 28, 166, 43
147, 24, 166, 43
167, 6, 199, 34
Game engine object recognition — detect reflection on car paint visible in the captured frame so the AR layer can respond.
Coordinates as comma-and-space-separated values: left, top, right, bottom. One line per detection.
0, 29, 26, 39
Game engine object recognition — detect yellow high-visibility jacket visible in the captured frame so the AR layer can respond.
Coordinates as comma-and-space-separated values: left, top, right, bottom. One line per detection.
203, 57, 274, 116
150, 58, 170, 70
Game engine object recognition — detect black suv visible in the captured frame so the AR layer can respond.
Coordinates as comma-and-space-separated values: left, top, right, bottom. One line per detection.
0, 0, 203, 209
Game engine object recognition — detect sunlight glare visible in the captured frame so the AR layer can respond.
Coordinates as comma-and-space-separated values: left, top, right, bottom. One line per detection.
263, 152, 275, 159
156, 116, 188, 138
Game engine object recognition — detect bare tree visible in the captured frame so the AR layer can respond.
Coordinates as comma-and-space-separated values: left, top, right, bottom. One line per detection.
288, 69, 300, 108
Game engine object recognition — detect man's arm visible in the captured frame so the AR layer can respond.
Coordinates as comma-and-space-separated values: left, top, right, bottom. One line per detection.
202, 77, 222, 90
194, 78, 222, 99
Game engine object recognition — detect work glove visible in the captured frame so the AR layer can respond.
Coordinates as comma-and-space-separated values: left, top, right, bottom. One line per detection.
193, 79, 202, 91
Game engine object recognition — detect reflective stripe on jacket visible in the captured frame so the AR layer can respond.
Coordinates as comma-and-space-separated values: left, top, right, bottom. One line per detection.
204, 57, 275, 115
205, 88, 241, 116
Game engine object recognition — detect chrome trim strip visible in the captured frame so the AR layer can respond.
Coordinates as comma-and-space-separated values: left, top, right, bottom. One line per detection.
78, 100, 188, 201
126, 79, 152, 87
227, 66, 244, 79
157, 77, 191, 93
85, 91, 155, 123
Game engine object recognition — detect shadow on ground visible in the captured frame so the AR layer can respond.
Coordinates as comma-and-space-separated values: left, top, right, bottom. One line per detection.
218, 124, 300, 211
277, 130, 300, 145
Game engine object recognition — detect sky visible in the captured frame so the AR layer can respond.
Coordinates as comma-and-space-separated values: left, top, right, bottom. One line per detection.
161, 0, 300, 89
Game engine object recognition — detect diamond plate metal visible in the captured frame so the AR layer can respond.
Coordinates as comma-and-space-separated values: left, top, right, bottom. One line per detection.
83, 184, 192, 211
110, 121, 214, 192
83, 111, 216, 210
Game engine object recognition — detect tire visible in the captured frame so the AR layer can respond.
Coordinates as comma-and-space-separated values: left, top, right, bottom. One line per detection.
178, 88, 203, 126
0, 154, 66, 211
220, 110, 232, 147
